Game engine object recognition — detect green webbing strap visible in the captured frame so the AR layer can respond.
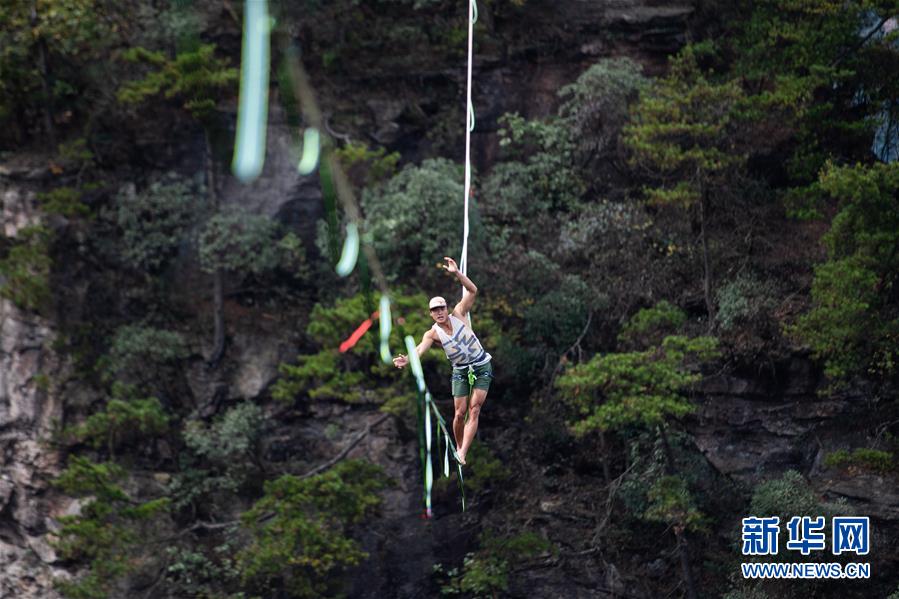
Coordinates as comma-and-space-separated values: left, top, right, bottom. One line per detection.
319, 155, 340, 266
378, 295, 392, 364
335, 222, 359, 276
428, 397, 465, 512
404, 335, 466, 514
297, 127, 321, 175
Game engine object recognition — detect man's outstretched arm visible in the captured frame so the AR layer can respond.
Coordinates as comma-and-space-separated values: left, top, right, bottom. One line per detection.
393, 330, 435, 368
443, 256, 477, 318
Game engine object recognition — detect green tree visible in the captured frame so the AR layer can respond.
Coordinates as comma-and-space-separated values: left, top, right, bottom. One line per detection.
0, 224, 52, 312
237, 460, 386, 598
791, 161, 899, 387
0, 0, 113, 145
438, 530, 553, 598
273, 292, 453, 412
624, 44, 747, 326
730, 0, 899, 183
114, 176, 200, 273
64, 393, 168, 458
117, 43, 237, 365
103, 324, 190, 391
361, 158, 473, 282
557, 302, 719, 599
558, 56, 649, 164
53, 456, 169, 599
169, 402, 265, 515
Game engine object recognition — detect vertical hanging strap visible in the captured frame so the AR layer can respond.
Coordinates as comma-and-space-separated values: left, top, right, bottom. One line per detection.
460, 0, 477, 279
405, 335, 466, 515
232, 0, 271, 183
378, 295, 392, 364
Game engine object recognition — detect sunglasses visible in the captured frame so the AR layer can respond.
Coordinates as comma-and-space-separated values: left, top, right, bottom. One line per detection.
429, 305, 447, 312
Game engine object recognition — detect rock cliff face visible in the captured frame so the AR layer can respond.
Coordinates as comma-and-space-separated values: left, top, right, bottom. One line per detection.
5, 1, 897, 596
0, 170, 66, 599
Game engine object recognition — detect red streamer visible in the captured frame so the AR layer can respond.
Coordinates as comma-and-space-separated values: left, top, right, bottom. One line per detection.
339, 311, 379, 353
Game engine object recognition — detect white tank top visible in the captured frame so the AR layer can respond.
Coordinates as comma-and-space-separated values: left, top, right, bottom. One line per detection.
432, 314, 491, 368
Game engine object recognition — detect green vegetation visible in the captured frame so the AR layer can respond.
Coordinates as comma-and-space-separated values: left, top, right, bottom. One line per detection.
273, 291, 495, 406
53, 457, 169, 599
824, 447, 894, 474
624, 43, 747, 324
558, 332, 718, 434
361, 158, 470, 281
118, 44, 237, 124
437, 530, 553, 597
334, 141, 400, 186
237, 460, 387, 598
64, 395, 168, 457
198, 208, 304, 277
792, 161, 899, 385
169, 402, 265, 513
0, 225, 52, 312
38, 186, 90, 218
103, 324, 190, 383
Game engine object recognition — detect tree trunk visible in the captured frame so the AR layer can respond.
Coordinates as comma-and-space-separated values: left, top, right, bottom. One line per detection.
31, 2, 56, 146
659, 425, 699, 599
205, 130, 226, 367
699, 187, 714, 330
675, 527, 699, 599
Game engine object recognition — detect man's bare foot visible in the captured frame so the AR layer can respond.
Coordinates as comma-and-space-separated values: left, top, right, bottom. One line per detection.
456, 451, 467, 465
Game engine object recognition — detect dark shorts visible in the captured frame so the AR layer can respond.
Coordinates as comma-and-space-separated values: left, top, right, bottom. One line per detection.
451, 360, 493, 397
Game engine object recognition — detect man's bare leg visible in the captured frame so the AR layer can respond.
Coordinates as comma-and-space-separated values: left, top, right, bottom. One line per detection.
452, 395, 468, 463
457, 388, 487, 464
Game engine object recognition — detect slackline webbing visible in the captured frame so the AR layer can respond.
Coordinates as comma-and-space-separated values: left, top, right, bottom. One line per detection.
459, 0, 477, 280
405, 336, 465, 516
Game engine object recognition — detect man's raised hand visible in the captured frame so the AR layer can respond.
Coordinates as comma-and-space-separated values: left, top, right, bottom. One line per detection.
393, 354, 409, 369
443, 256, 459, 275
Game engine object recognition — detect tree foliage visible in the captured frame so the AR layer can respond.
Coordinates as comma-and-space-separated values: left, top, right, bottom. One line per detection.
361, 158, 473, 281
558, 56, 649, 162
198, 209, 302, 276
0, 224, 52, 312
117, 44, 237, 124
53, 456, 169, 599
558, 334, 719, 435
791, 161, 899, 385
0, 0, 114, 143
274, 292, 445, 405
237, 460, 386, 598
169, 402, 265, 513
624, 44, 746, 207
64, 393, 168, 458
114, 176, 200, 272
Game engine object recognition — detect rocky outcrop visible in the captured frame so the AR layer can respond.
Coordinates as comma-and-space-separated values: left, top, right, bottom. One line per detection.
0, 172, 67, 599
692, 355, 837, 482
0, 301, 67, 599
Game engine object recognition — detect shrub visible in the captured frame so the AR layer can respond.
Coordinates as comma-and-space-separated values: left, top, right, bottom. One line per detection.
114, 176, 199, 272
104, 324, 190, 382
558, 56, 648, 161
716, 274, 777, 331
0, 224, 52, 311
618, 300, 686, 348
237, 460, 386, 598
53, 456, 169, 599
169, 402, 264, 512
557, 334, 719, 435
824, 448, 893, 474
198, 209, 283, 275
64, 393, 169, 457
438, 530, 553, 597
361, 158, 473, 281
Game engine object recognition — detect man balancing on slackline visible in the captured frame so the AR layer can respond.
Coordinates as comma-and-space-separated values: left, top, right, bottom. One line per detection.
392, 256, 492, 466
